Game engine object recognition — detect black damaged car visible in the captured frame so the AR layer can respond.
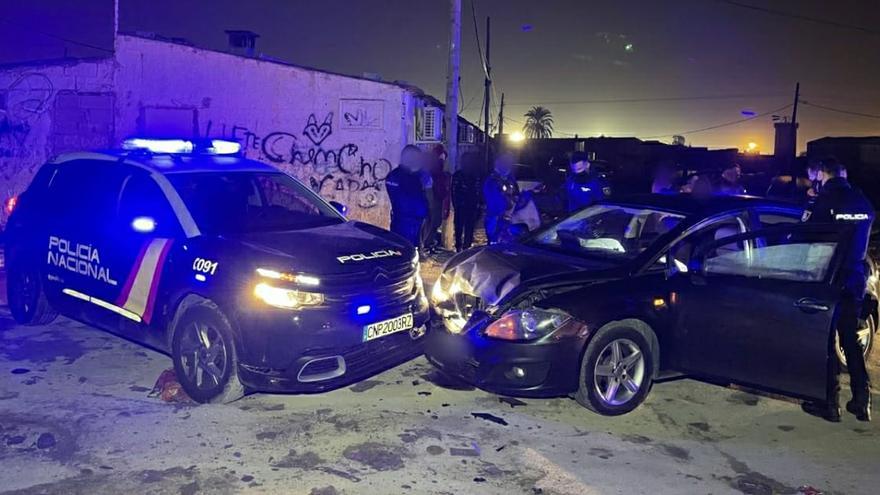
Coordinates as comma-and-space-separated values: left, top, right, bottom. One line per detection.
426, 195, 877, 415
5, 138, 429, 403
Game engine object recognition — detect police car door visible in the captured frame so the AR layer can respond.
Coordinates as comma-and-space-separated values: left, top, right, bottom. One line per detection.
43, 160, 127, 320
675, 224, 849, 401
107, 168, 185, 331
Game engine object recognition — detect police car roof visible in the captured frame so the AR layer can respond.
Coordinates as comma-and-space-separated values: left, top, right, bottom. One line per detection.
608, 193, 799, 217
51, 149, 280, 176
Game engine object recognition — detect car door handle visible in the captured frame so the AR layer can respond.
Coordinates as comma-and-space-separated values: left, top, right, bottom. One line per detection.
794, 298, 830, 313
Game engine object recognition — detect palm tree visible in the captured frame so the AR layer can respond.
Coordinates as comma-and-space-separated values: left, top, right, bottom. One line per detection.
522, 106, 554, 139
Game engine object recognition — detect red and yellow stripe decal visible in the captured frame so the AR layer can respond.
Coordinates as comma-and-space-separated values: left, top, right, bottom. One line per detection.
116, 239, 173, 324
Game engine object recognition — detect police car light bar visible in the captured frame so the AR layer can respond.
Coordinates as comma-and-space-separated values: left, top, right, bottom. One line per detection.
123, 138, 194, 154
207, 139, 242, 155
121, 138, 241, 155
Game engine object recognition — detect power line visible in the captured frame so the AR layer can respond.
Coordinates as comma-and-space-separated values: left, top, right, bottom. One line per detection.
505, 92, 789, 107
801, 101, 880, 120
0, 17, 115, 54
715, 0, 880, 36
469, 0, 488, 78
640, 103, 793, 140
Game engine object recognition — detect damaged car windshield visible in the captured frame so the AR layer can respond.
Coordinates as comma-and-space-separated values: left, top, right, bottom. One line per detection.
169, 171, 342, 234
531, 204, 684, 259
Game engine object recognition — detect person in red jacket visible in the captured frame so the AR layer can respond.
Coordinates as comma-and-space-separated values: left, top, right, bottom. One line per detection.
424, 144, 451, 252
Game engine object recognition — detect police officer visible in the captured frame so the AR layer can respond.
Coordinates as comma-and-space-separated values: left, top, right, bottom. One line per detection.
452, 153, 482, 251
386, 145, 429, 248
717, 163, 747, 195
802, 157, 873, 422
483, 153, 519, 243
563, 151, 610, 213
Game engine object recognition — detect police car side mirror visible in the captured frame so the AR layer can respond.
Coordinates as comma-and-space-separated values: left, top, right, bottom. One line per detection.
131, 216, 156, 233
329, 201, 347, 216
508, 223, 530, 239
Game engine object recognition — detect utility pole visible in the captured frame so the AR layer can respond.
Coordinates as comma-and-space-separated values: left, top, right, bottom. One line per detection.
483, 16, 491, 170
498, 92, 505, 137
790, 82, 800, 160
444, 0, 462, 173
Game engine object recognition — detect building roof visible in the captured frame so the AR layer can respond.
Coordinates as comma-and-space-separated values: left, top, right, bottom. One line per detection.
808, 136, 880, 145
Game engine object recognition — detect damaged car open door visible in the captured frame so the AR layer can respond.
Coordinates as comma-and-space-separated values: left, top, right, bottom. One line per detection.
670, 224, 852, 402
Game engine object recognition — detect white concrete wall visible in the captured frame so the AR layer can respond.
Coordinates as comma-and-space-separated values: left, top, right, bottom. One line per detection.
0, 60, 115, 212
114, 35, 409, 227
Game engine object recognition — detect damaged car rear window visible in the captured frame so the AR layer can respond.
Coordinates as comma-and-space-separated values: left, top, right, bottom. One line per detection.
532, 204, 684, 259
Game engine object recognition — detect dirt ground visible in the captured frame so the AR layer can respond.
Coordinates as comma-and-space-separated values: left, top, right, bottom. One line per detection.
0, 262, 878, 495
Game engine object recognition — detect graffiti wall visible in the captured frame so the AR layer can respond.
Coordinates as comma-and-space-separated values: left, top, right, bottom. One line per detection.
202, 111, 392, 213
114, 35, 409, 227
0, 61, 115, 220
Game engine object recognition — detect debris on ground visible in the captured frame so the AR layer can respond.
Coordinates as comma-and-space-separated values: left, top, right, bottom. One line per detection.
450, 447, 480, 457
148, 368, 193, 403
499, 397, 527, 408
471, 412, 509, 426
799, 486, 824, 495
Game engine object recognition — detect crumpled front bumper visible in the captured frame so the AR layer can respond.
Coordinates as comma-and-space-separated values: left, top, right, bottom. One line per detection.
423, 318, 584, 398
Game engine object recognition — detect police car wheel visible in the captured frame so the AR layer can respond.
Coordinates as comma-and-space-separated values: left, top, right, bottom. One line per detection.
835, 315, 874, 371
7, 264, 58, 326
574, 320, 655, 416
171, 302, 244, 404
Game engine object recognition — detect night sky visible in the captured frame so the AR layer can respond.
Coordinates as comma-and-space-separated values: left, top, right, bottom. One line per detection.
2, 0, 878, 152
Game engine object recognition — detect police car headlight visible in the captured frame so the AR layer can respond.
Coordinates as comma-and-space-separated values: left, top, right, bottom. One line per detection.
254, 283, 324, 309
484, 309, 571, 341
256, 267, 320, 287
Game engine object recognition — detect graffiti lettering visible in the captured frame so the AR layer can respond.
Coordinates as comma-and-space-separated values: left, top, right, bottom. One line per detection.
204, 112, 391, 211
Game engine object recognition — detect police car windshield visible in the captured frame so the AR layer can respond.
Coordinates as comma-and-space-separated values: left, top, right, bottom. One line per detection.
531, 204, 684, 260
168, 172, 342, 234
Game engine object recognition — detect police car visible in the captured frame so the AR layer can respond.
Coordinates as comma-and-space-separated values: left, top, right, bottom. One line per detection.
5, 138, 429, 403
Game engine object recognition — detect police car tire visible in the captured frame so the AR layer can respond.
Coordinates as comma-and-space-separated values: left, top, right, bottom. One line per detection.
7, 264, 58, 326
574, 320, 656, 416
171, 301, 244, 404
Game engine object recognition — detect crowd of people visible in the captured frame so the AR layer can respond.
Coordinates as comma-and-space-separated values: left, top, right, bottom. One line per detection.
385, 146, 872, 421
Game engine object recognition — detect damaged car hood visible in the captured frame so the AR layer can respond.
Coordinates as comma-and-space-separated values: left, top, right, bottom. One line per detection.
440, 243, 621, 306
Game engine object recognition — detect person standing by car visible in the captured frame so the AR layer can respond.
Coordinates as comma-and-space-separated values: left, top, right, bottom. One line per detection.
564, 151, 610, 212
718, 163, 746, 195
425, 144, 451, 252
483, 152, 520, 243
802, 157, 874, 422
387, 145, 429, 248
452, 153, 482, 251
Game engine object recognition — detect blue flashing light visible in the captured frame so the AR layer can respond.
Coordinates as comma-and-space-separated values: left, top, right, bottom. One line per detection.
194, 273, 207, 282
131, 216, 156, 233
123, 138, 193, 154
357, 304, 371, 315
208, 139, 242, 155
121, 137, 242, 155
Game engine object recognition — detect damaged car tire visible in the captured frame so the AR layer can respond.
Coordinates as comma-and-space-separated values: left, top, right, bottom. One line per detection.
575, 320, 655, 416
171, 301, 244, 404
7, 263, 58, 326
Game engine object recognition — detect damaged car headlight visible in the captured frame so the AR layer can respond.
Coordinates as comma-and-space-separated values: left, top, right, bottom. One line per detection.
484, 309, 571, 341
254, 283, 324, 309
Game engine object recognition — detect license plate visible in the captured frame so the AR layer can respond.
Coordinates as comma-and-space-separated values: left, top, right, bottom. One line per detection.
363, 313, 414, 342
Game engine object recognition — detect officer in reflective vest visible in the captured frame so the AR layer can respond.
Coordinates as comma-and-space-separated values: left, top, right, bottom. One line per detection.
802, 157, 874, 422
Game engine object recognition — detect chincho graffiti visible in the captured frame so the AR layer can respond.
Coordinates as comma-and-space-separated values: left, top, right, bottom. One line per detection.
204, 112, 392, 212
